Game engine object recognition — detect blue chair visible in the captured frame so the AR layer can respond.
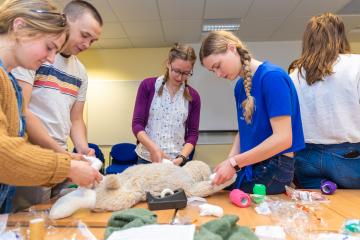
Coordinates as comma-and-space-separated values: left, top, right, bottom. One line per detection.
88, 143, 105, 162
73, 143, 105, 173
106, 143, 137, 174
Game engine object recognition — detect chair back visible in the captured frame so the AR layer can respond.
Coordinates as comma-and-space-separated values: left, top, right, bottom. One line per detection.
88, 143, 105, 161
110, 143, 137, 164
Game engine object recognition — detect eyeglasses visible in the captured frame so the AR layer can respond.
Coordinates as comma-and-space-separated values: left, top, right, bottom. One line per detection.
170, 65, 193, 79
31, 9, 67, 27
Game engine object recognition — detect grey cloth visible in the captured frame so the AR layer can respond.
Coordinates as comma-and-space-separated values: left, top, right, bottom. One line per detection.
105, 208, 157, 239
194, 215, 258, 240
104, 209, 258, 240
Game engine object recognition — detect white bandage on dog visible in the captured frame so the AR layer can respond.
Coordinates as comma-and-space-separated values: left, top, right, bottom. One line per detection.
209, 173, 216, 182
160, 188, 174, 198
199, 203, 223, 217
49, 188, 96, 219
162, 159, 174, 165
83, 156, 103, 170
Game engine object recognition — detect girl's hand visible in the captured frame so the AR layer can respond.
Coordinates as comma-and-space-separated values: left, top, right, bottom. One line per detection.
68, 160, 102, 187
149, 148, 170, 163
149, 148, 162, 162
172, 157, 183, 166
212, 159, 236, 185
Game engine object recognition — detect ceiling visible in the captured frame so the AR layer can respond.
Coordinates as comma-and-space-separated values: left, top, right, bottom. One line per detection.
3, 0, 360, 48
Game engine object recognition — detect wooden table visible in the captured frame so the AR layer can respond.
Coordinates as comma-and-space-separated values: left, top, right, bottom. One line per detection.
323, 189, 360, 219
6, 190, 359, 239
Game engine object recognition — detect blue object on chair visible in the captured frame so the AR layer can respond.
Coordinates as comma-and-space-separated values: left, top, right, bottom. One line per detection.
106, 143, 137, 174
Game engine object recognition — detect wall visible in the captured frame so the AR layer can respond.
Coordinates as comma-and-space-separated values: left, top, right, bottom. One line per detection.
77, 47, 233, 167
351, 42, 360, 53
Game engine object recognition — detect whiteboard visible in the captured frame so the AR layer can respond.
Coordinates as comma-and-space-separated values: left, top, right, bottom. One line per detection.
87, 80, 139, 145
190, 44, 238, 131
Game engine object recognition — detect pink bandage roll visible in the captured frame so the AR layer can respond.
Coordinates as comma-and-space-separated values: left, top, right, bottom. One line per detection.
229, 189, 251, 208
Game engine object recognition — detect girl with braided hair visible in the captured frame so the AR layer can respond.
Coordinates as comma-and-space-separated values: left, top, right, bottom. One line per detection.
132, 43, 201, 166
200, 31, 304, 194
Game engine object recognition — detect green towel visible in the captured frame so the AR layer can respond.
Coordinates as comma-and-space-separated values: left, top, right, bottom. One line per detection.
194, 215, 258, 240
105, 209, 257, 240
104, 208, 157, 239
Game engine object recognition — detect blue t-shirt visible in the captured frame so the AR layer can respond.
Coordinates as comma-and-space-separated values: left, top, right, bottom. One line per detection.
235, 61, 304, 155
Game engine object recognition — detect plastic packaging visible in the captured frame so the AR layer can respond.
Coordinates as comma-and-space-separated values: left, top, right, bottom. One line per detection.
2, 209, 98, 240
267, 200, 327, 240
285, 186, 328, 203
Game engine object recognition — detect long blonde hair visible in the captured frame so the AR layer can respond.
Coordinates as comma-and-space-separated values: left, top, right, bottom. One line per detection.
0, 0, 68, 38
200, 31, 254, 124
291, 12, 350, 85
158, 43, 197, 101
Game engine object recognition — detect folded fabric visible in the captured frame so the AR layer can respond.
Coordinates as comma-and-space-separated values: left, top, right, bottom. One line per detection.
194, 215, 258, 240
105, 209, 257, 240
105, 208, 157, 239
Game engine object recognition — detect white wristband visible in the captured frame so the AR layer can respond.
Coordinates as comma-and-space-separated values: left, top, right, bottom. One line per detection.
229, 157, 241, 171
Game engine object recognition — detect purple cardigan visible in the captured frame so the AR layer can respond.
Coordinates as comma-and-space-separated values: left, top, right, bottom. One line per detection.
132, 77, 201, 146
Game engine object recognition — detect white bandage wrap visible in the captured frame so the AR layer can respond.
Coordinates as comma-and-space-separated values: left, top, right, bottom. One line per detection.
49, 188, 96, 219
209, 173, 216, 182
199, 203, 223, 217
162, 159, 174, 165
160, 188, 174, 198
83, 156, 103, 170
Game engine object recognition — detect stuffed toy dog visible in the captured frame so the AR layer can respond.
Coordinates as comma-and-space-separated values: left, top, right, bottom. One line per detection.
50, 160, 236, 219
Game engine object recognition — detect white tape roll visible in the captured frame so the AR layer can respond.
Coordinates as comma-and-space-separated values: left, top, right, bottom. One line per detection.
160, 188, 174, 198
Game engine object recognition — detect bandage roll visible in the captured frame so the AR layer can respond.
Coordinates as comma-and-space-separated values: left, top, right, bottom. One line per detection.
320, 180, 337, 195
229, 189, 251, 208
160, 188, 174, 198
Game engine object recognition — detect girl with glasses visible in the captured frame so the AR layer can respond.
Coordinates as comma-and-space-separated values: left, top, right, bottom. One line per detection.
0, 0, 102, 213
200, 31, 304, 194
132, 43, 201, 166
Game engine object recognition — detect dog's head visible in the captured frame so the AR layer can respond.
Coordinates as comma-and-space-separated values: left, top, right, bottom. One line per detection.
182, 160, 212, 182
